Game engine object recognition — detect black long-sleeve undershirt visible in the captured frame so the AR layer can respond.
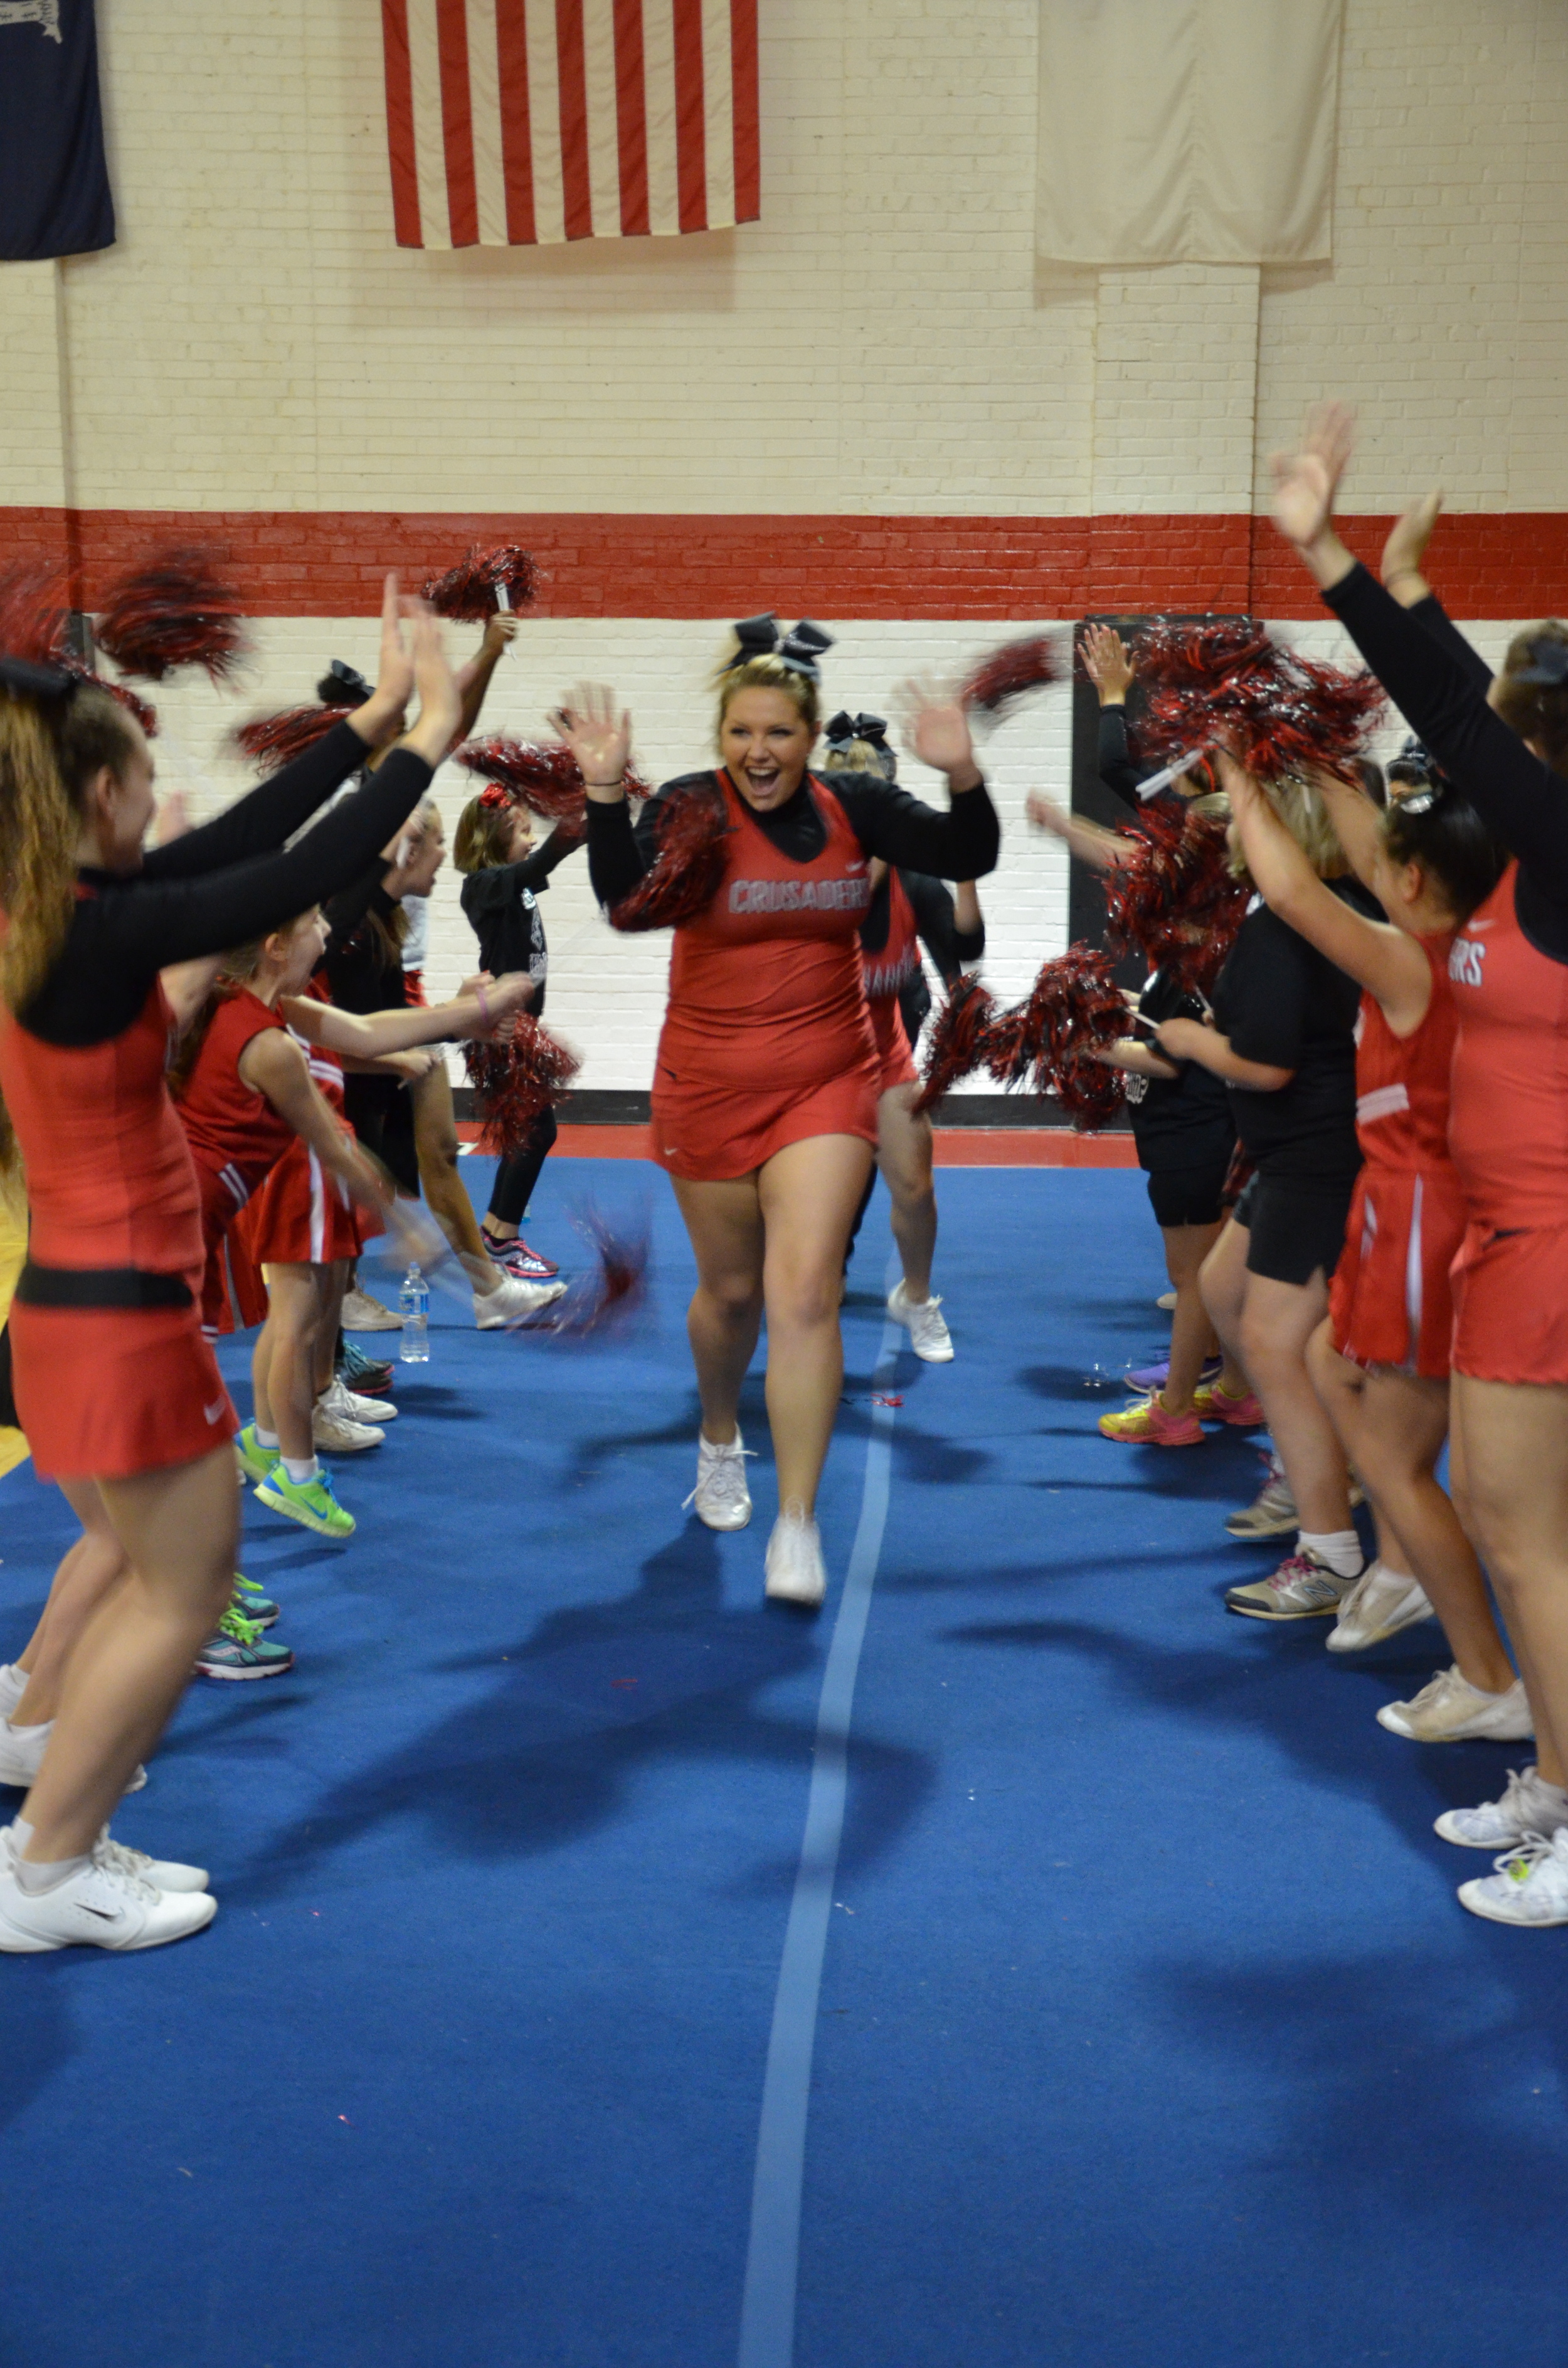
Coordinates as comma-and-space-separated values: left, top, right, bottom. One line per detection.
24, 734, 434, 1046
1323, 561, 1568, 960
1097, 707, 1148, 809
586, 768, 1000, 913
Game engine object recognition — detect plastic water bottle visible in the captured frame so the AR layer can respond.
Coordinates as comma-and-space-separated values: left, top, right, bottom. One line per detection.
398, 1263, 430, 1362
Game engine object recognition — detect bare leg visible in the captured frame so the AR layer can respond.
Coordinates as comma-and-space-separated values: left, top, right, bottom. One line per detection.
1450, 1376, 1568, 1787
411, 1063, 497, 1282
1308, 1325, 1515, 1692
19, 1445, 238, 1862
876, 1086, 937, 1303
1159, 1219, 1232, 1415
669, 1173, 767, 1445
756, 1135, 876, 1514
1237, 1267, 1352, 1536
11, 1480, 129, 1729
260, 1264, 325, 1463
313, 1260, 349, 1398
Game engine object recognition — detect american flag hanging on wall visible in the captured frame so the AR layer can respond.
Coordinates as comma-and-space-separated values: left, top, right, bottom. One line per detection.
381, 0, 760, 248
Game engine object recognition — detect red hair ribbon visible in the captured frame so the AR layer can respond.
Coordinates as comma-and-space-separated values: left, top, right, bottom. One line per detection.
478, 783, 515, 812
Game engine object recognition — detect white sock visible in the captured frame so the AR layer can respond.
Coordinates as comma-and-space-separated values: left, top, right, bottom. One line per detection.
282, 1455, 320, 1485
9, 1823, 90, 1894
1299, 1528, 1364, 1579
0, 1664, 24, 1715
255, 1426, 279, 1449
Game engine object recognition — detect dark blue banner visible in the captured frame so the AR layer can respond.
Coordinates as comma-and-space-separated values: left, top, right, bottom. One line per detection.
0, 0, 114, 260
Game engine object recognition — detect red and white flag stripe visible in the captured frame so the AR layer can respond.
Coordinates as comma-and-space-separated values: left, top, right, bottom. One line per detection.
381, 0, 760, 248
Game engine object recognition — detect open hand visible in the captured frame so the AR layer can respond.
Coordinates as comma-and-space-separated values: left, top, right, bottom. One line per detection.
551, 683, 632, 793
401, 603, 462, 764
1380, 492, 1443, 588
1080, 623, 1135, 703
899, 676, 980, 787
1270, 401, 1355, 548
353, 573, 416, 745
1025, 789, 1073, 837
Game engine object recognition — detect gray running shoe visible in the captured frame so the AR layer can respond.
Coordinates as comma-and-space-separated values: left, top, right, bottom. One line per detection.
1226, 1549, 1357, 1622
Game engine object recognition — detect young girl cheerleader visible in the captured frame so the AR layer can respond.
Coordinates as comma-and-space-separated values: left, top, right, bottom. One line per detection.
578, 619, 999, 1607
825, 714, 985, 1360
234, 957, 532, 1532
1152, 775, 1375, 1616
1026, 787, 1252, 1443
1274, 404, 1568, 1924
0, 582, 458, 1951
1222, 755, 1528, 1739
453, 785, 586, 1275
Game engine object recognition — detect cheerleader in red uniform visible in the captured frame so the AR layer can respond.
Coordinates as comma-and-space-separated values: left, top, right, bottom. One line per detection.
1277, 406, 1568, 1923
230, 959, 532, 1536
0, 586, 459, 1952
578, 619, 999, 1606
1222, 753, 1527, 1741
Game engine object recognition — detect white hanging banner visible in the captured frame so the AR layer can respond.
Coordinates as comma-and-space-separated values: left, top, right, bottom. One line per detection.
1037, 0, 1343, 266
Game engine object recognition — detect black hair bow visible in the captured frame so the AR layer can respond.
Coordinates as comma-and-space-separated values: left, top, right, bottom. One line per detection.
1515, 637, 1568, 689
824, 710, 889, 750
727, 614, 834, 680
320, 658, 374, 706
0, 655, 78, 702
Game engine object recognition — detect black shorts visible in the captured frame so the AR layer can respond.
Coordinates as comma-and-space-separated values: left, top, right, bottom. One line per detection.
1233, 1171, 1357, 1288
1146, 1157, 1231, 1230
343, 1075, 420, 1199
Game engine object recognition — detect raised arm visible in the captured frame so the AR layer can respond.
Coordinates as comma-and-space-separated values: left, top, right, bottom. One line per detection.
143, 576, 416, 881
1025, 789, 1132, 873
452, 613, 520, 745
282, 972, 534, 1058
1220, 756, 1430, 1031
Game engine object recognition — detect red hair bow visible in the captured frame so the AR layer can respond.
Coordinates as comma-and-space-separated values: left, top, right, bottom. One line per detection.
478, 783, 515, 812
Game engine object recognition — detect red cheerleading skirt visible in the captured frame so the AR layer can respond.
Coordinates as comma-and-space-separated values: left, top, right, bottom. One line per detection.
650, 1056, 879, 1183
868, 996, 919, 1096
1328, 1163, 1465, 1380
239, 1137, 369, 1273
9, 1298, 235, 1482
1450, 1218, 1568, 1386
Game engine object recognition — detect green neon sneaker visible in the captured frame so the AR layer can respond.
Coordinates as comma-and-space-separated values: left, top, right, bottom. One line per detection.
231, 1573, 280, 1630
236, 1424, 281, 1483
194, 1604, 295, 1682
253, 1463, 356, 1541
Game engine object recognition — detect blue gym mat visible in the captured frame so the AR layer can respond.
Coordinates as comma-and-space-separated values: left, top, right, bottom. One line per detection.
3, 1157, 1565, 2368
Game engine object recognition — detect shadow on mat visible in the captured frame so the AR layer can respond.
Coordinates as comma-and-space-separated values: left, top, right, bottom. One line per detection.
0, 1962, 77, 2137
235, 1524, 933, 1901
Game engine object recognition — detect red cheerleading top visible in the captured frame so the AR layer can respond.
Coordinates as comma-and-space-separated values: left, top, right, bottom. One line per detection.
0, 975, 199, 1275
658, 772, 877, 1093
174, 987, 295, 1213
1447, 859, 1568, 1226
1352, 937, 1458, 1174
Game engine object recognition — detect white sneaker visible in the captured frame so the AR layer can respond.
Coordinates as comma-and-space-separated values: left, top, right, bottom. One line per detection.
1434, 1766, 1568, 1849
0, 1832, 216, 1952
765, 1509, 827, 1608
1327, 1561, 1435, 1652
318, 1376, 397, 1426
0, 1717, 148, 1794
1458, 1829, 1568, 1926
1224, 1454, 1298, 1541
1156, 1290, 1178, 1312
341, 1287, 403, 1332
92, 1828, 209, 1895
0, 1664, 24, 1720
312, 1407, 384, 1453
473, 1269, 568, 1330
1224, 1549, 1356, 1621
1377, 1665, 1534, 1743
887, 1279, 954, 1363
684, 1428, 754, 1531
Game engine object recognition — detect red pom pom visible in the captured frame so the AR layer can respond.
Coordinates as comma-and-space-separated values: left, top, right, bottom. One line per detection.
1132, 617, 1385, 782
95, 548, 248, 685
422, 544, 538, 622
1101, 805, 1249, 992
960, 635, 1059, 725
231, 703, 351, 775
608, 778, 731, 933
0, 561, 72, 667
464, 1016, 581, 1155
536, 1202, 652, 1336
455, 735, 649, 825
912, 974, 1000, 1114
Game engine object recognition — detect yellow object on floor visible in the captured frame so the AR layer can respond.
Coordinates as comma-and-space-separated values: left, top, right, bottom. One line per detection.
0, 1170, 28, 1479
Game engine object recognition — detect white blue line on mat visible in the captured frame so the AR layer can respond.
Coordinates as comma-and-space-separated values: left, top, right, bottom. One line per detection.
737, 1301, 901, 2368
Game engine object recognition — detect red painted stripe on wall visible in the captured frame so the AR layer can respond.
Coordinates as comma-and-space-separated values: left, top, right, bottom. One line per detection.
3, 507, 1565, 620
380, 0, 425, 247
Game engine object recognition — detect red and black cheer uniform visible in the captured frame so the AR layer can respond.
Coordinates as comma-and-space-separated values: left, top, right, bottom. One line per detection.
1328, 940, 1466, 1376
172, 987, 297, 1337
460, 824, 583, 1226
1323, 565, 1568, 1383
1095, 712, 1237, 1231
0, 723, 433, 1480
588, 767, 999, 1182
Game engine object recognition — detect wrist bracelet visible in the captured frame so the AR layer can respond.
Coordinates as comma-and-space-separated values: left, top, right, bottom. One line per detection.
584, 775, 625, 793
